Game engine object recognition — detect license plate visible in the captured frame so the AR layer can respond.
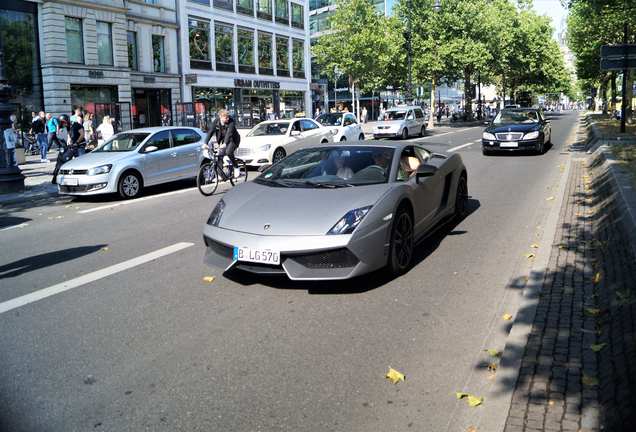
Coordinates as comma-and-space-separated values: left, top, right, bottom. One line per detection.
233, 246, 280, 265
500, 141, 518, 148
61, 177, 79, 186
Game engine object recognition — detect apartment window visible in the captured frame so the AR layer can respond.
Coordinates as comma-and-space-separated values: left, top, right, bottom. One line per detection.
292, 38, 304, 78
237, 0, 254, 15
215, 22, 234, 72
257, 0, 272, 20
275, 0, 289, 25
258, 31, 273, 75
291, 3, 303, 29
309, 11, 332, 33
214, 0, 234, 11
189, 18, 211, 69
96, 21, 113, 66
309, 0, 334, 10
238, 28, 255, 74
127, 31, 138, 70
152, 35, 166, 72
65, 17, 84, 64
276, 36, 289, 76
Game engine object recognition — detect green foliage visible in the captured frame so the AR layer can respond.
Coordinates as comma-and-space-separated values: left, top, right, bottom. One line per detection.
0, 18, 35, 93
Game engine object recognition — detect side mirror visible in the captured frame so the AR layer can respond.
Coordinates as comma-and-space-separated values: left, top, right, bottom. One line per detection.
415, 164, 438, 183
143, 145, 158, 153
258, 164, 272, 172
290, 130, 301, 137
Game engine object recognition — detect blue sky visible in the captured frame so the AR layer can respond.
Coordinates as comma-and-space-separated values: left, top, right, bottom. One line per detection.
532, 0, 568, 37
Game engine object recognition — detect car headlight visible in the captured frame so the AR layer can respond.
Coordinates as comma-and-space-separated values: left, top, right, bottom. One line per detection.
258, 144, 271, 151
327, 206, 372, 235
524, 131, 540, 140
207, 199, 226, 227
482, 132, 496, 140
87, 164, 112, 176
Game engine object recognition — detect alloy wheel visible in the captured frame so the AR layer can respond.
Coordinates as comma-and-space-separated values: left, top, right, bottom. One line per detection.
273, 148, 286, 163
393, 212, 414, 269
122, 175, 139, 197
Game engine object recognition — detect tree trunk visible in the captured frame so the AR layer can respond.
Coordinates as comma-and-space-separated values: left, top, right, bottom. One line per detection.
351, 81, 356, 118
463, 69, 472, 120
501, 76, 506, 111
611, 72, 617, 112
600, 76, 608, 115
428, 76, 436, 129
626, 70, 633, 123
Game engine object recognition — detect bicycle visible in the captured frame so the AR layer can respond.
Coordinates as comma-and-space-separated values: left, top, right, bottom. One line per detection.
197, 143, 248, 196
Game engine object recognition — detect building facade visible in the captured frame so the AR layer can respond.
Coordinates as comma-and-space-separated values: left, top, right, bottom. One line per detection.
179, 0, 311, 129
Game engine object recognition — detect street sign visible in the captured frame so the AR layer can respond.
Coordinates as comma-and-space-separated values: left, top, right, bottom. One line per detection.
600, 58, 636, 71
600, 44, 636, 59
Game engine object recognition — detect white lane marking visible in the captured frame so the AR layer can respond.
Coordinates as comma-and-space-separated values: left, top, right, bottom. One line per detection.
0, 242, 194, 314
0, 223, 29, 232
447, 142, 476, 152
364, 126, 477, 141
78, 186, 197, 214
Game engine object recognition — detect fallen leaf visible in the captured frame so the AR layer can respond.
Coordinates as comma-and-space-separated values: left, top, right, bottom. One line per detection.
530, 243, 539, 249
585, 307, 602, 317
467, 395, 484, 407
202, 276, 216, 283
466, 427, 478, 432
487, 362, 498, 372
502, 313, 513, 321
546, 196, 555, 201
590, 343, 607, 352
484, 348, 501, 357
582, 374, 599, 386
593, 272, 602, 284
456, 392, 470, 399
525, 253, 536, 259
101, 247, 109, 252
386, 367, 405, 384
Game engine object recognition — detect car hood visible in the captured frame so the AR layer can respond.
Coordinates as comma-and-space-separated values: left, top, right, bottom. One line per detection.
241, 135, 287, 149
217, 181, 391, 236
60, 151, 134, 170
486, 123, 540, 133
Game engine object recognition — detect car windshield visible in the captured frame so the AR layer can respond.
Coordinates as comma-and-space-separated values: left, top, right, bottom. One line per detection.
384, 111, 407, 120
93, 133, 150, 152
493, 110, 539, 124
316, 113, 343, 126
248, 122, 290, 136
255, 146, 394, 188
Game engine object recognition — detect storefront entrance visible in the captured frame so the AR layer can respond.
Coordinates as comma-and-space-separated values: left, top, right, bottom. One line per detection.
132, 88, 172, 128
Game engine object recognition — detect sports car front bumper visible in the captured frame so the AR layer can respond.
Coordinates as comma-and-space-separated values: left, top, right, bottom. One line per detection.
202, 222, 391, 280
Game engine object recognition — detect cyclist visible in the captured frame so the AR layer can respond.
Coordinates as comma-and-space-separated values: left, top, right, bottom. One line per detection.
205, 110, 241, 178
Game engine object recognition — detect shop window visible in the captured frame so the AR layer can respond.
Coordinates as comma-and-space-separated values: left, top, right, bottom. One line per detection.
238, 28, 255, 74
96, 21, 113, 66
127, 31, 138, 70
275, 0, 289, 25
292, 39, 304, 78
190, 0, 210, 4
214, 0, 234, 11
65, 17, 84, 64
189, 18, 211, 69
237, 0, 254, 16
279, 90, 304, 118
215, 22, 234, 72
291, 3, 303, 29
276, 36, 289, 77
257, 0, 272, 20
258, 32, 273, 75
152, 35, 166, 72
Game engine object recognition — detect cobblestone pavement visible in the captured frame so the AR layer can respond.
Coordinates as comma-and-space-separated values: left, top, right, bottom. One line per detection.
503, 157, 636, 432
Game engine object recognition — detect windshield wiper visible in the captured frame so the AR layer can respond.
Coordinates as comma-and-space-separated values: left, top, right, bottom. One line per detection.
302, 180, 354, 188
255, 177, 290, 187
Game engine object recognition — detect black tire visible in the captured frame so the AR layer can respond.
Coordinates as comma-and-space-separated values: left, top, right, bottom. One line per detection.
118, 171, 142, 199
420, 126, 425, 137
358, 133, 365, 141
387, 207, 414, 276
401, 128, 408, 140
229, 159, 248, 186
454, 175, 468, 220
272, 147, 286, 163
197, 162, 219, 196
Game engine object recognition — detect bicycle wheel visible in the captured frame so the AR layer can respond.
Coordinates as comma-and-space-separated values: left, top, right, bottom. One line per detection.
197, 162, 219, 196
229, 159, 248, 186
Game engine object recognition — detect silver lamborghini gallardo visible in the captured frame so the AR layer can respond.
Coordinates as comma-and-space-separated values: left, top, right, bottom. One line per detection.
203, 142, 468, 280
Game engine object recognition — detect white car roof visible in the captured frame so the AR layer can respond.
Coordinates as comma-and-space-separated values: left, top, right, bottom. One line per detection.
125, 126, 202, 134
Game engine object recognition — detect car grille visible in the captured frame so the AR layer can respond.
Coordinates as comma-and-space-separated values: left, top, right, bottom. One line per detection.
59, 169, 88, 175
59, 185, 94, 193
289, 248, 359, 269
495, 132, 524, 141
236, 148, 252, 157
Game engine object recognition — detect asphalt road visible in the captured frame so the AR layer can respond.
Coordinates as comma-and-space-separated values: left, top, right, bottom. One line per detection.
0, 112, 579, 432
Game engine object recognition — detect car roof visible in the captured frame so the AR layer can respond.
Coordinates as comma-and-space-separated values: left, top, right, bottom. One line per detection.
387, 106, 421, 111
125, 126, 202, 133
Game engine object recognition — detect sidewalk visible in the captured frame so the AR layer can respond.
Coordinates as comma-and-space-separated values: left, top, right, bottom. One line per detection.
0, 153, 58, 205
502, 155, 636, 430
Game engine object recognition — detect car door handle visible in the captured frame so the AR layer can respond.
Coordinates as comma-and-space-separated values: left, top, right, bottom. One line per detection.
170, 152, 177, 157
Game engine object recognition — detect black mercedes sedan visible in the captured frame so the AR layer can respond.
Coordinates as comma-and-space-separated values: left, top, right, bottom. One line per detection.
481, 108, 552, 155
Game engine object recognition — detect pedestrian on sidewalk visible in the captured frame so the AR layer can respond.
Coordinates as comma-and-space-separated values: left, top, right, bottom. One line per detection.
70, 114, 86, 156
361, 106, 368, 124
437, 107, 443, 124
33, 111, 48, 163
3, 116, 17, 167
96, 116, 114, 145
83, 113, 96, 151
70, 107, 82, 124
46, 113, 61, 152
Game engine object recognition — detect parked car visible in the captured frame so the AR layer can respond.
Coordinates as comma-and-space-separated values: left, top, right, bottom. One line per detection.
482, 108, 552, 155
57, 126, 206, 199
203, 142, 468, 280
235, 118, 334, 167
373, 106, 427, 139
315, 112, 365, 142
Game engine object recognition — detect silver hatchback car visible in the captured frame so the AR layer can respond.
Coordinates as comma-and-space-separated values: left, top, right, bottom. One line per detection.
373, 106, 427, 140
57, 126, 206, 199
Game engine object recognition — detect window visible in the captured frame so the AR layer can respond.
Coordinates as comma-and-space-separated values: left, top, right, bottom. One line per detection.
146, 130, 171, 151
65, 17, 84, 64
189, 18, 211, 69
291, 3, 303, 28
237, 0, 254, 15
238, 28, 255, 73
258, 31, 273, 75
275, 0, 289, 25
292, 38, 304, 78
415, 108, 424, 119
189, 0, 210, 4
214, 0, 233, 11
257, 0, 272, 20
96, 21, 113, 65
215, 23, 234, 72
127, 31, 138, 70
310, 11, 332, 33
309, 0, 334, 10
152, 35, 166, 72
171, 129, 201, 146
397, 146, 422, 181
300, 119, 319, 131
276, 36, 289, 76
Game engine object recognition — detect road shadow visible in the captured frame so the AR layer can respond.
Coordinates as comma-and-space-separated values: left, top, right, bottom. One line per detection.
68, 179, 197, 203
226, 197, 480, 294
0, 244, 107, 279
0, 216, 31, 230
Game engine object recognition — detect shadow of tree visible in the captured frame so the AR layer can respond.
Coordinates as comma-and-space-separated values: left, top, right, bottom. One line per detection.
0, 245, 108, 279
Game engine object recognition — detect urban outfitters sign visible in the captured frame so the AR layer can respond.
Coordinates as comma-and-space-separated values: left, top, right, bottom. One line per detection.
234, 79, 280, 89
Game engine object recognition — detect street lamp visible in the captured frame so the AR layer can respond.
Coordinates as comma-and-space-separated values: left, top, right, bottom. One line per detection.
427, 0, 442, 129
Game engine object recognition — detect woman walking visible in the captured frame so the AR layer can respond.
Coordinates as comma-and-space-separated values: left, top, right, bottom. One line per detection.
96, 116, 114, 145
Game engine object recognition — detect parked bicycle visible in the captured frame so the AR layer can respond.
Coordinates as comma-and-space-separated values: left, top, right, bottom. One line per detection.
197, 143, 248, 196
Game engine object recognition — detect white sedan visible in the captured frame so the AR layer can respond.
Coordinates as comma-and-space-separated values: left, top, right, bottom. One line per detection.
236, 118, 335, 167
315, 112, 365, 142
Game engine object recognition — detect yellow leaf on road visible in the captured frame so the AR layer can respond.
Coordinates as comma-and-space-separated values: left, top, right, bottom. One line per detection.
467, 395, 484, 407
546, 196, 555, 201
582, 374, 599, 386
202, 276, 216, 283
593, 272, 602, 284
502, 313, 513, 321
525, 253, 535, 259
386, 367, 405, 384
484, 349, 501, 357
101, 247, 109, 252
590, 343, 607, 352
456, 392, 470, 399
530, 244, 539, 249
